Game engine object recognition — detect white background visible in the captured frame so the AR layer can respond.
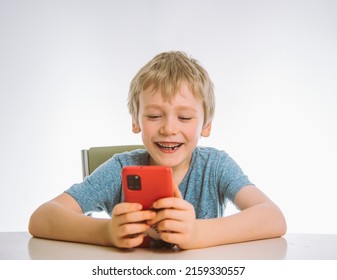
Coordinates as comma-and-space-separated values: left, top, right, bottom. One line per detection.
0, 0, 336, 234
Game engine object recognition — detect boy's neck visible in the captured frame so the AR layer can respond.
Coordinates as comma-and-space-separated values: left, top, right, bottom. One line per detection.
171, 163, 190, 187
147, 154, 191, 187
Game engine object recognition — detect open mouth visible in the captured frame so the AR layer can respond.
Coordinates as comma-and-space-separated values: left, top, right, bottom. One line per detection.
156, 142, 183, 151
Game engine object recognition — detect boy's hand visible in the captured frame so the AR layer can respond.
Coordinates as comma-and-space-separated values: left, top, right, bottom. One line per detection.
148, 184, 198, 249
109, 203, 156, 248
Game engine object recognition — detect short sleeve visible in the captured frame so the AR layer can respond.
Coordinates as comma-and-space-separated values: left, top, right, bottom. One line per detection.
64, 149, 148, 215
65, 156, 123, 215
217, 152, 254, 203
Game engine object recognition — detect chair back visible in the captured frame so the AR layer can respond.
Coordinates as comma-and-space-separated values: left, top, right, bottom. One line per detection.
81, 145, 144, 178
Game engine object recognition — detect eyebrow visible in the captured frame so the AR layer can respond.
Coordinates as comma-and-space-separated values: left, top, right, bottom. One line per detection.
144, 104, 198, 113
144, 104, 162, 110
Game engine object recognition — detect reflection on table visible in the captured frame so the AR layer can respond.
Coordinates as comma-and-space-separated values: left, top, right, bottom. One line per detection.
1, 232, 336, 260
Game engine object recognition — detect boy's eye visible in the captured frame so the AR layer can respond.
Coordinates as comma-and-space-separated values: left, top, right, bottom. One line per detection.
147, 115, 161, 119
178, 116, 192, 121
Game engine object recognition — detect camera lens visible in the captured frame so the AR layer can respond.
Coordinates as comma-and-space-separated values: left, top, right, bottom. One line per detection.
127, 175, 141, 190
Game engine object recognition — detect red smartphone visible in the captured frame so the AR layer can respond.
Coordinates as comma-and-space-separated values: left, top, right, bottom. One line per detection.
121, 165, 174, 248
122, 165, 173, 209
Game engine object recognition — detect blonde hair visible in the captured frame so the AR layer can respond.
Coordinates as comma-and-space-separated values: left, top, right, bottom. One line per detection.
128, 51, 215, 125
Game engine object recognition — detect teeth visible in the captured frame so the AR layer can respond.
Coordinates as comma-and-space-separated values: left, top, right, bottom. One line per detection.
157, 143, 182, 150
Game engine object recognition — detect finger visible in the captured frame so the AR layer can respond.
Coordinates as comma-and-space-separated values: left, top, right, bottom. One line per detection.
173, 183, 183, 199
152, 197, 191, 211
112, 202, 142, 216
118, 210, 156, 226
159, 231, 184, 245
118, 222, 150, 238
156, 219, 186, 233
118, 232, 147, 248
147, 208, 187, 226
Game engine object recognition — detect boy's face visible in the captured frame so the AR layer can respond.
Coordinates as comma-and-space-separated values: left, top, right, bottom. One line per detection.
132, 83, 211, 172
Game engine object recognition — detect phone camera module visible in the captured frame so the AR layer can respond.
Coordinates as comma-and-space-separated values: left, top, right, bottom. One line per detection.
127, 175, 142, 190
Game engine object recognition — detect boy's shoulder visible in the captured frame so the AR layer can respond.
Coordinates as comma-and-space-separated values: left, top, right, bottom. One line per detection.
191, 146, 230, 168
112, 148, 149, 166
194, 146, 228, 158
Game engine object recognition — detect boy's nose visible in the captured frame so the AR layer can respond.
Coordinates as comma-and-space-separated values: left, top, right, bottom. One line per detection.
159, 119, 179, 135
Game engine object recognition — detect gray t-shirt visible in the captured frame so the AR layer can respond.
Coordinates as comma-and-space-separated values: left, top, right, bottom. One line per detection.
65, 146, 253, 218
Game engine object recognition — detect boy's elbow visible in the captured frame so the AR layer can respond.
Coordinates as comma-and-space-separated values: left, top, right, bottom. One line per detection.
28, 211, 40, 237
274, 218, 287, 238
279, 215, 287, 237
28, 206, 48, 238
272, 205, 287, 237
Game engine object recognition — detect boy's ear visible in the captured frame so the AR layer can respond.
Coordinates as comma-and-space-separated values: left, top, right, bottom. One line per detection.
132, 120, 141, 133
201, 122, 212, 137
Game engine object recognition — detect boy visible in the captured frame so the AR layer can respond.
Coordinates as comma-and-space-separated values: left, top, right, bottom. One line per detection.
29, 51, 286, 249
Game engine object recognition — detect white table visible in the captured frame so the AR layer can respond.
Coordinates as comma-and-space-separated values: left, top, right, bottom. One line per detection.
1, 232, 336, 260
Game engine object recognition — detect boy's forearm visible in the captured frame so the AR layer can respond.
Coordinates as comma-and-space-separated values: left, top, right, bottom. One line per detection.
192, 202, 286, 249
29, 202, 112, 246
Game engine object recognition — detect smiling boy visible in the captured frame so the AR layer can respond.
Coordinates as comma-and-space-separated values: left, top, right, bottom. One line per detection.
29, 51, 286, 249
134, 82, 210, 186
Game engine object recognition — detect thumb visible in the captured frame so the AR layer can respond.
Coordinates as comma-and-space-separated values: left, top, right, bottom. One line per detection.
173, 183, 182, 199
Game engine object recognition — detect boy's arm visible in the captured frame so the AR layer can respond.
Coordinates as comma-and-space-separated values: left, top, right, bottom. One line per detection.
28, 193, 155, 248
29, 193, 112, 246
191, 185, 287, 249
151, 185, 286, 249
